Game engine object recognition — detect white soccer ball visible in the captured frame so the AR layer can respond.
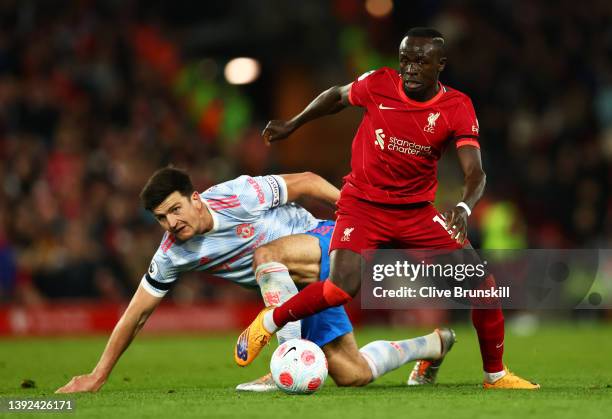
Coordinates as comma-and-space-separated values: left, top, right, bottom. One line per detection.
270, 339, 328, 394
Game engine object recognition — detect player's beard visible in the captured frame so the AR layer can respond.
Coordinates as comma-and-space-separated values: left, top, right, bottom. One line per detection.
174, 225, 192, 241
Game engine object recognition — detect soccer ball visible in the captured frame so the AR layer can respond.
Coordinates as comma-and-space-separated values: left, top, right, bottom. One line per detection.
270, 339, 328, 394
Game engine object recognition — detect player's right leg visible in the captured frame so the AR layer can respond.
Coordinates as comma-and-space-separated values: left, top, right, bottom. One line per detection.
235, 233, 324, 368
252, 233, 323, 287
263, 209, 375, 335
252, 233, 324, 345
235, 195, 389, 367
235, 249, 362, 366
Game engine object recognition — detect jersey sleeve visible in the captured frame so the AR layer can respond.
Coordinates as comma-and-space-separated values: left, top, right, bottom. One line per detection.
452, 96, 481, 149
348, 69, 376, 107
236, 175, 288, 215
205, 175, 288, 220
141, 244, 179, 297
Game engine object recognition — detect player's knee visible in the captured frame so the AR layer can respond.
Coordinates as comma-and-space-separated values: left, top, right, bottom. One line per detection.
329, 251, 362, 297
329, 270, 360, 298
253, 245, 279, 268
333, 373, 371, 387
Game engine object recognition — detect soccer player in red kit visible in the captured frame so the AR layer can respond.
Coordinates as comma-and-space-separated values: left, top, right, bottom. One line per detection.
236, 27, 539, 389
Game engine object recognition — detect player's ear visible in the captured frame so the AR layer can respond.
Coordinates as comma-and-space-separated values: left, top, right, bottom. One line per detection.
438, 56, 447, 72
191, 191, 202, 208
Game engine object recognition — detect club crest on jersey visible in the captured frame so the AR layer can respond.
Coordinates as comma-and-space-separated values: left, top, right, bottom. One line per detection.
374, 128, 385, 150
341, 227, 354, 242
236, 223, 255, 239
424, 112, 440, 133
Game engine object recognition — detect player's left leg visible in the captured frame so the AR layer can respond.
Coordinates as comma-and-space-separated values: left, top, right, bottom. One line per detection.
397, 204, 539, 389
236, 328, 453, 390
323, 333, 372, 386
295, 291, 455, 387
324, 330, 455, 387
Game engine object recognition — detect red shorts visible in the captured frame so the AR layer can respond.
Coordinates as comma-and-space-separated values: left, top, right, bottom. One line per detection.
330, 194, 464, 253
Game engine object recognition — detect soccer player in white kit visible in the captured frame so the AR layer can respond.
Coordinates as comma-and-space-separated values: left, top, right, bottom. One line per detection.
56, 168, 455, 393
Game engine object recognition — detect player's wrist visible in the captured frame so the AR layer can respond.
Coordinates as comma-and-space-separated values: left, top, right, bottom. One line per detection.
286, 118, 300, 133
456, 201, 471, 217
91, 367, 109, 383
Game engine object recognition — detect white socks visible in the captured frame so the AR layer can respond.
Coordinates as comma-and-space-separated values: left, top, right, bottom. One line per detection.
256, 262, 298, 342
359, 332, 441, 380
262, 310, 279, 334
484, 370, 507, 383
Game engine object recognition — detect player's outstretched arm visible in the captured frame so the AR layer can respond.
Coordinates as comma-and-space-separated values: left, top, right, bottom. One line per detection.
281, 172, 340, 207
55, 284, 162, 393
443, 146, 486, 244
262, 83, 353, 146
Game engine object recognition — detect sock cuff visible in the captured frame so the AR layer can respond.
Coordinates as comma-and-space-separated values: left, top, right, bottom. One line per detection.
263, 309, 278, 333
255, 262, 289, 283
359, 350, 380, 380
322, 280, 352, 305
483, 369, 506, 383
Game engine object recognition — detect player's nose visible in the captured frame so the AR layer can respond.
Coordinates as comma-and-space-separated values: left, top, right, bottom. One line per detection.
167, 214, 178, 228
406, 63, 418, 75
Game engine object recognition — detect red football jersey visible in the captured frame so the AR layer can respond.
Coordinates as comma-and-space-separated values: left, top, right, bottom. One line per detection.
343, 67, 480, 205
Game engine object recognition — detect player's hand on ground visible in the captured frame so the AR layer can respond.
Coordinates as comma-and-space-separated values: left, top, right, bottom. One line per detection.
55, 373, 105, 393
442, 207, 468, 245
262, 120, 295, 146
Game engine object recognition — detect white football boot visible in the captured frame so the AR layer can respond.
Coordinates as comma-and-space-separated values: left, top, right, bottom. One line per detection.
407, 328, 456, 385
235, 372, 278, 392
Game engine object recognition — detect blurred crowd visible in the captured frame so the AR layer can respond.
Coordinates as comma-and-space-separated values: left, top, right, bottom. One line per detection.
0, 0, 610, 304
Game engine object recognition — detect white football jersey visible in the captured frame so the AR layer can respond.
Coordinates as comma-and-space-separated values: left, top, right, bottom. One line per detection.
141, 175, 320, 297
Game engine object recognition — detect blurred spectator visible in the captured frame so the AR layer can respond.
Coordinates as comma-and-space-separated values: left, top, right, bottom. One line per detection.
0, 0, 610, 305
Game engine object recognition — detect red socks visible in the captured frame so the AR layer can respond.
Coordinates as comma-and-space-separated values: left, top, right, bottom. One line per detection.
470, 274, 505, 372
472, 307, 505, 372
272, 280, 351, 328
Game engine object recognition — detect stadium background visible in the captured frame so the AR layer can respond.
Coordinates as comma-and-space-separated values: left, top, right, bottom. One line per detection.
0, 0, 610, 336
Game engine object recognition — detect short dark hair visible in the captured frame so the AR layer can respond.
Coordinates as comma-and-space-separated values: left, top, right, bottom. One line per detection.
140, 167, 194, 211
404, 27, 445, 52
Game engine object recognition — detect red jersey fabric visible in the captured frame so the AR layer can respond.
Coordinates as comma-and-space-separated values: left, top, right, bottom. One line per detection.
344, 67, 480, 205
330, 195, 464, 254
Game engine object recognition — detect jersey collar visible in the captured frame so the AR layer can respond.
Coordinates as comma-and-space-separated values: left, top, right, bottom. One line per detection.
200, 197, 219, 235
396, 79, 446, 107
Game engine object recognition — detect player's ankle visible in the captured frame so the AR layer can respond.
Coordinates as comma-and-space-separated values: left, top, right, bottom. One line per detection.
483, 369, 506, 384
263, 309, 278, 333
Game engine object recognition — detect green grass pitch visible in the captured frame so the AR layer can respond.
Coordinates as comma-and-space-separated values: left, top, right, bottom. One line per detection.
1, 323, 611, 418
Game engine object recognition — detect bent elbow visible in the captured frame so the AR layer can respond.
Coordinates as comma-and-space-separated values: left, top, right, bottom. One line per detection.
326, 86, 348, 111
301, 171, 318, 182
467, 168, 486, 184
294, 171, 319, 189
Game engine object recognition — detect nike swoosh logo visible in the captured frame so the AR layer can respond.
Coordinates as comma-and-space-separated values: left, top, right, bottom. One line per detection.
283, 346, 297, 357
379, 104, 396, 110
288, 309, 297, 320
496, 342, 504, 349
